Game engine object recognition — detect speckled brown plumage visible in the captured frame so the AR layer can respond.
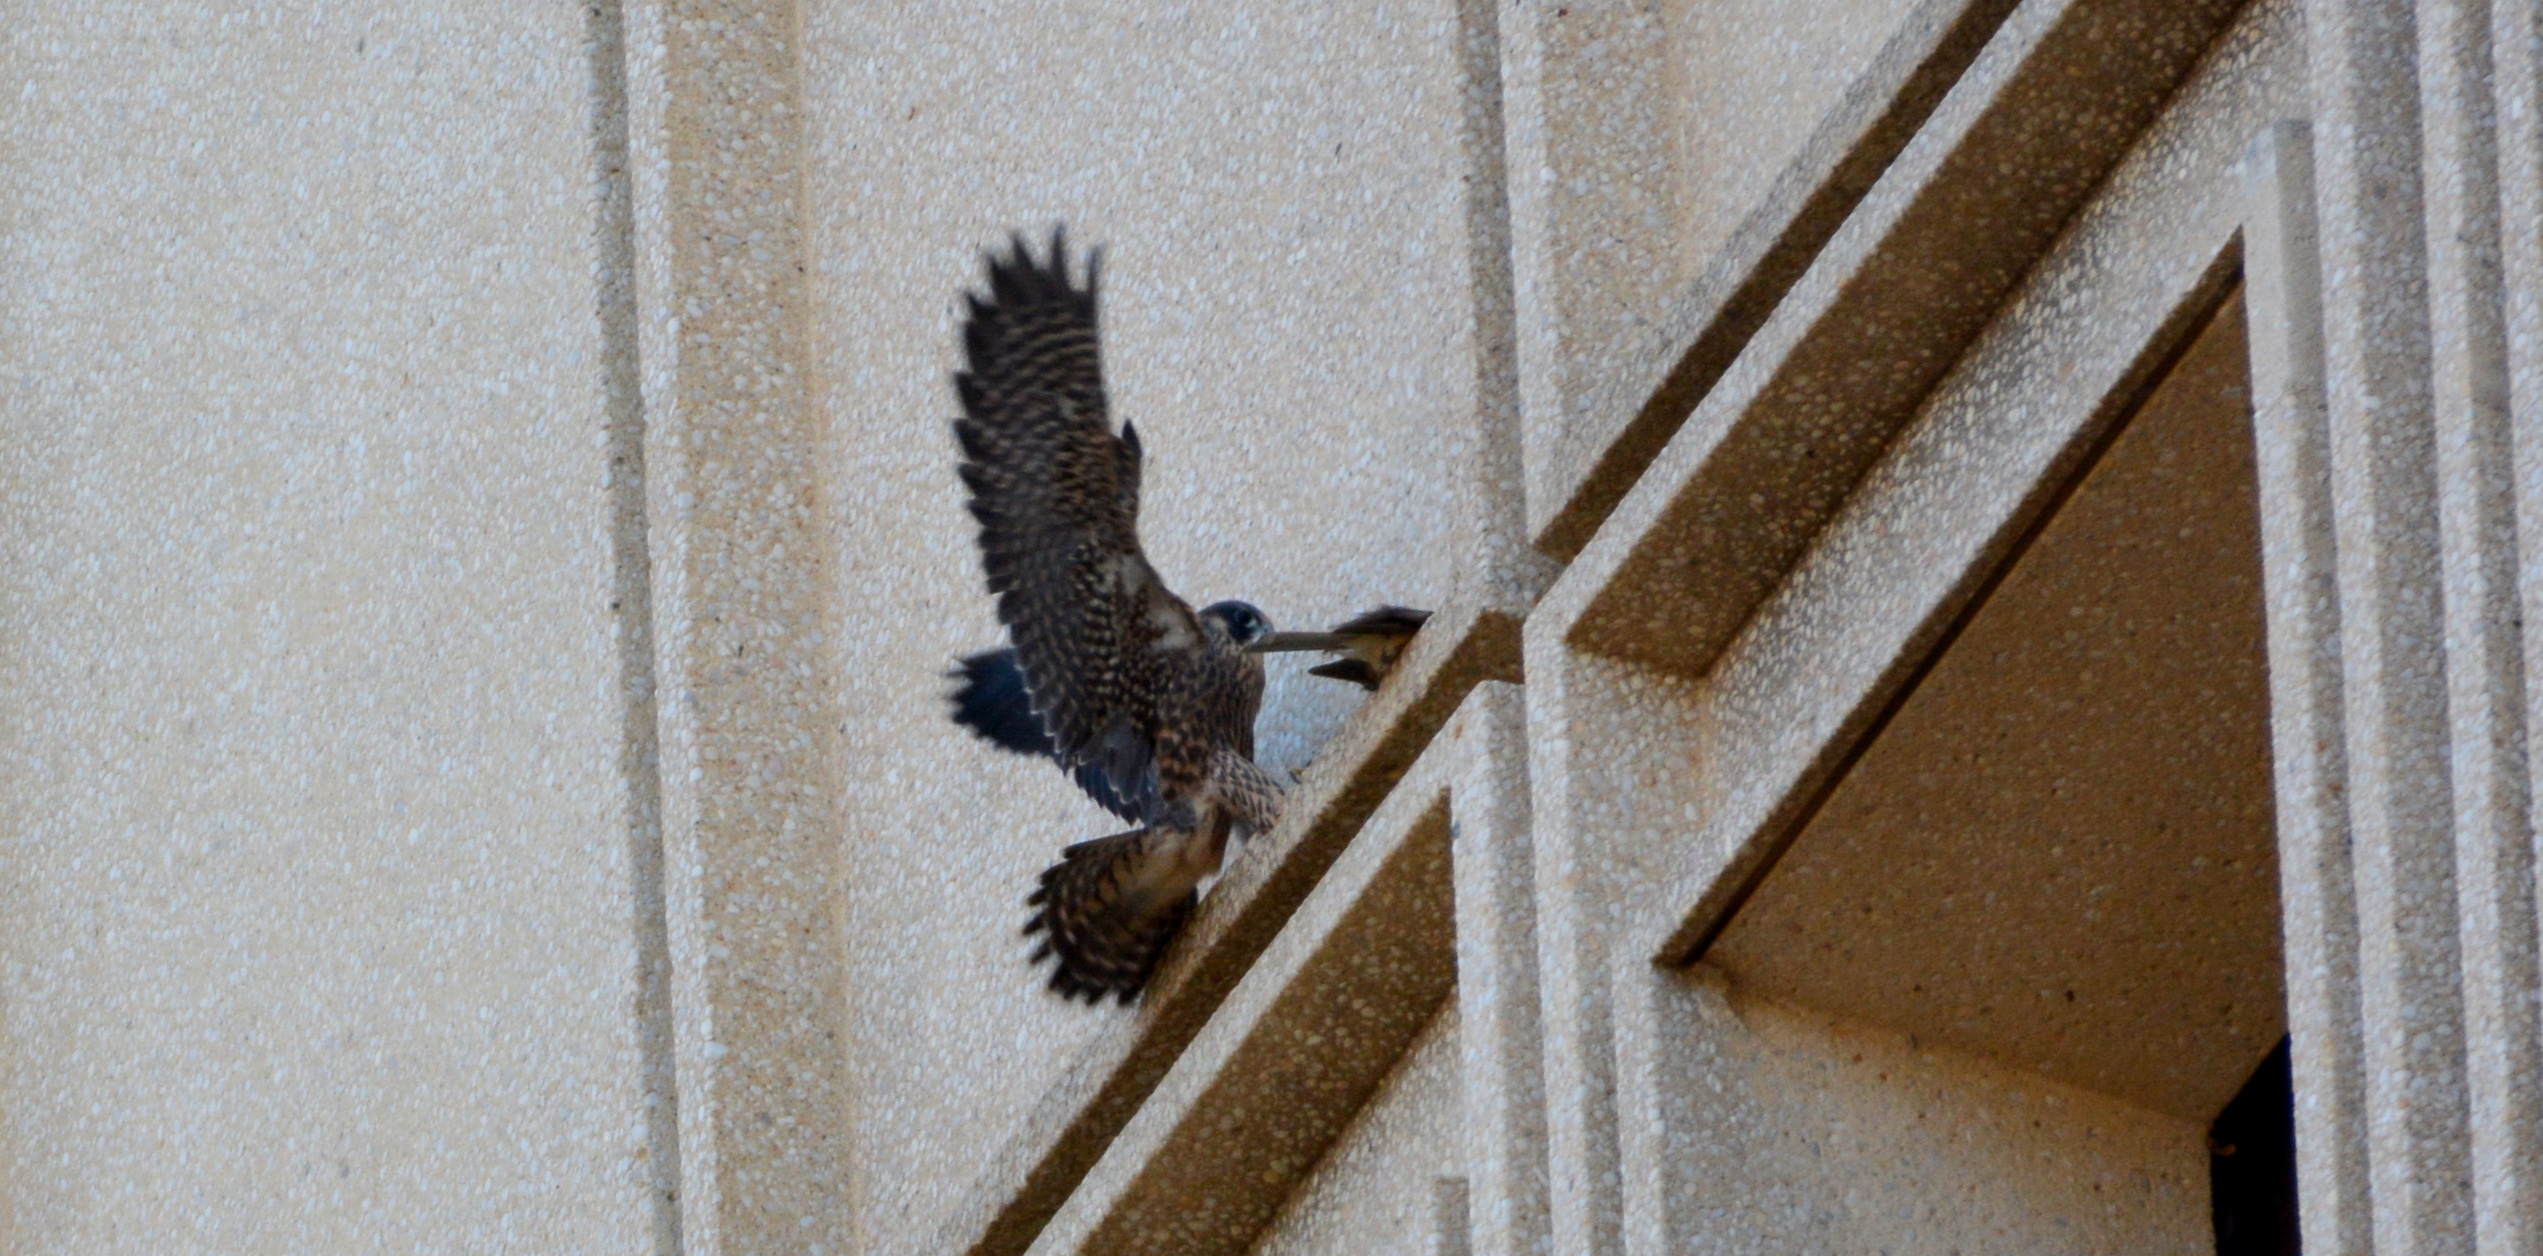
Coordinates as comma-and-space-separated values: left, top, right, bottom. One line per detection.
953, 228, 1283, 1002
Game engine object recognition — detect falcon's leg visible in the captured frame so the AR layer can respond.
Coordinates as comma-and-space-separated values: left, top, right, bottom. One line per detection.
1147, 722, 1210, 832
1209, 749, 1286, 833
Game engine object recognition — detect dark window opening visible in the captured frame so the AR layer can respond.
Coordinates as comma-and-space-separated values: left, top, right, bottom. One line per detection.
2210, 1036, 2298, 1255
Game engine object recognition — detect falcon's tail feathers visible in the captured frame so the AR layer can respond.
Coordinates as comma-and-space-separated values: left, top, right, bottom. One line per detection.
1023, 828, 1201, 1005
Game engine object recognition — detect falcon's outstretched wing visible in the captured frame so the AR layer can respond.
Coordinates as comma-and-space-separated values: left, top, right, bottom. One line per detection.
953, 229, 1194, 823
945, 647, 1151, 822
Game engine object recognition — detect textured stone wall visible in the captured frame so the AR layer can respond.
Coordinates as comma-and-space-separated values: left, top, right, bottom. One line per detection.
4, 0, 2536, 1252
0, 5, 668, 1250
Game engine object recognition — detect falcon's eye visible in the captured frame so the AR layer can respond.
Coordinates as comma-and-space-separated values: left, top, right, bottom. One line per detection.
1203, 601, 1268, 645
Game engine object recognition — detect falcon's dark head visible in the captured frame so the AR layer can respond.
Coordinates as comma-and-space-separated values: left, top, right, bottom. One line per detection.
1197, 601, 1273, 651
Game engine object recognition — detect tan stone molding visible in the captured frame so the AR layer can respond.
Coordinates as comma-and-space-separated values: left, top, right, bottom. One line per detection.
1539, 0, 2254, 680
1444, 687, 1550, 1256
1606, 0, 2290, 976
2504, 0, 2543, 904
1506, 0, 2026, 558
620, 0, 854, 1250
2417, 0, 2543, 1242
2504, 0, 2543, 1235
1522, 0, 2301, 1244
2245, 116, 2379, 1256
2302, 0, 2480, 1246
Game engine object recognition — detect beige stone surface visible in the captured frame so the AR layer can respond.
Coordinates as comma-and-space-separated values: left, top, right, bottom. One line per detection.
1442, 684, 1548, 1256
1503, 0, 1950, 553
1664, 0, 1923, 286
1618, 0, 2290, 968
1252, 1003, 1466, 1256
6, 0, 2532, 1247
1522, 2, 2295, 1247
2417, 0, 2543, 1245
1631, 973, 2212, 1254
796, 2, 1498, 1248
1512, 0, 1923, 377
0, 5, 659, 1250
2242, 118, 2376, 1256
619, 0, 855, 1247
2303, 0, 2479, 1247
1712, 293, 2285, 1121
1553, 0, 2253, 677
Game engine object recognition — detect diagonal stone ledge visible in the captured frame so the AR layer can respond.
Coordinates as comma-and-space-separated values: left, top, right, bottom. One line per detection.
1550, 0, 2250, 679
1528, 0, 2025, 557
1022, 717, 1469, 1255
930, 595, 1520, 1256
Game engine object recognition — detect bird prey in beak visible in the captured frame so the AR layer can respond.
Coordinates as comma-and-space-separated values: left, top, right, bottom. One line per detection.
952, 228, 1285, 1004
1246, 605, 1432, 690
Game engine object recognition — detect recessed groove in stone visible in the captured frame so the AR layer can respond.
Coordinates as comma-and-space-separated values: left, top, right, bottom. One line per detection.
1531, 0, 2025, 558
584, 0, 684, 1249
1555, 0, 2252, 679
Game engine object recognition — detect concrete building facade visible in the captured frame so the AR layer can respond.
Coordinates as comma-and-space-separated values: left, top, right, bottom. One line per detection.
2, 0, 2536, 1252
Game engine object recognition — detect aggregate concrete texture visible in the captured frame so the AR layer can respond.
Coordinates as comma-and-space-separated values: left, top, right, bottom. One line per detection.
1712, 294, 2284, 1123
1632, 972, 2214, 1254
1521, 2, 2295, 1247
1, 5, 661, 1251
1551, 0, 2255, 677
2243, 116, 2379, 1256
1503, 0, 1932, 552
9, 0, 2536, 1250
1251, 1003, 1467, 1256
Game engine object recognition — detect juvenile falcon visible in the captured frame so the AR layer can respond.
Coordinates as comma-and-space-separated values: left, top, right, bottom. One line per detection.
953, 228, 1286, 1003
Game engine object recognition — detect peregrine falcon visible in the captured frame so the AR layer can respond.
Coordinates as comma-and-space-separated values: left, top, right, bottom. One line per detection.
1247, 605, 1432, 690
952, 228, 1286, 1003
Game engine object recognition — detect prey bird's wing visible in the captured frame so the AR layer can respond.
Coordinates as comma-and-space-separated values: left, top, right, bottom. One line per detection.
954, 229, 1191, 823
1328, 605, 1432, 637
1247, 630, 1355, 654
